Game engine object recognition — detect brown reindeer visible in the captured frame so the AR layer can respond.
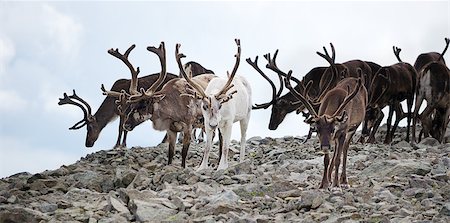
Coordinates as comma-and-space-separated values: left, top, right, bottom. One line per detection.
361, 46, 417, 144
277, 43, 367, 188
121, 42, 216, 168
284, 68, 367, 189
58, 44, 179, 148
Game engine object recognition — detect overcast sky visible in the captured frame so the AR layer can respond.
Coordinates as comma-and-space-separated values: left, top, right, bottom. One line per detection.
0, 1, 448, 178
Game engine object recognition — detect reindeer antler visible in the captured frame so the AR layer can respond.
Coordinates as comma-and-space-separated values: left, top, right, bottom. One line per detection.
438, 37, 450, 62
58, 90, 93, 130
143, 42, 167, 96
393, 46, 402, 62
106, 44, 140, 95
176, 43, 208, 99
284, 71, 318, 117
216, 39, 241, 99
264, 50, 301, 85
246, 56, 278, 109
316, 43, 338, 100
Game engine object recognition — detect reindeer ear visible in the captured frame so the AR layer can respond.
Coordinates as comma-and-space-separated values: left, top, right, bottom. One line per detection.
153, 94, 166, 103
335, 110, 348, 123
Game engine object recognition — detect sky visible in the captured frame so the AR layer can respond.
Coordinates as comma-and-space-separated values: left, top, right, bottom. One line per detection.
0, 1, 449, 178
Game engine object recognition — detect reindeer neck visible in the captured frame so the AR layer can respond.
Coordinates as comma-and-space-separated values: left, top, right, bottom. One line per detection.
94, 96, 120, 130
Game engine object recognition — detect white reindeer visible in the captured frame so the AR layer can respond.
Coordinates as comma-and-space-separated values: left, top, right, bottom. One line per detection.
176, 39, 252, 171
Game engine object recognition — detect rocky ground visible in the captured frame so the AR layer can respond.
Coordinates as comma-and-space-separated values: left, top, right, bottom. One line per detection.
1, 125, 449, 223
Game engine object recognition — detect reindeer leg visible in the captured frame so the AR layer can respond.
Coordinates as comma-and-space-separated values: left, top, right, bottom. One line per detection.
218, 129, 223, 162
319, 146, 331, 189
181, 128, 192, 168
167, 130, 177, 165
217, 122, 232, 171
239, 118, 249, 163
197, 127, 214, 171
405, 95, 414, 142
390, 103, 404, 142
368, 110, 384, 143
161, 134, 168, 144
384, 105, 395, 144
440, 107, 450, 143
332, 134, 345, 188
121, 130, 128, 148
327, 139, 338, 184
412, 93, 424, 144
303, 127, 314, 143
341, 129, 356, 188
115, 116, 125, 149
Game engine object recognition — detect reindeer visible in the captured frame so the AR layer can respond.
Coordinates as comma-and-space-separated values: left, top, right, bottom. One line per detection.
58, 44, 180, 148
249, 45, 373, 136
178, 39, 252, 171
412, 61, 450, 143
111, 42, 217, 168
414, 38, 449, 73
360, 46, 416, 144
410, 38, 450, 143
283, 44, 367, 189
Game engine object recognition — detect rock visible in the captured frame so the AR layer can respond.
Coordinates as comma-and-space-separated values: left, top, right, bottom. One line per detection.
361, 159, 431, 177
0, 206, 50, 222
129, 199, 177, 222
108, 195, 130, 214
419, 137, 440, 146
440, 202, 450, 216
287, 190, 325, 211
0, 133, 449, 222
38, 202, 58, 213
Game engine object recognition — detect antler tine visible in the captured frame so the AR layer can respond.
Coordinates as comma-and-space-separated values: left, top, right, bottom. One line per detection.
107, 44, 140, 95
217, 38, 241, 98
438, 37, 450, 61
246, 56, 278, 109
332, 78, 362, 117
393, 46, 402, 62
58, 90, 90, 130
144, 41, 167, 96
264, 50, 302, 85
68, 89, 93, 116
316, 42, 339, 99
176, 43, 208, 99
284, 71, 318, 117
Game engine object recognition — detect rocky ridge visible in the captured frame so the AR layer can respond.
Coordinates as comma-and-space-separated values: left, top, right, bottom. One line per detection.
0, 126, 449, 222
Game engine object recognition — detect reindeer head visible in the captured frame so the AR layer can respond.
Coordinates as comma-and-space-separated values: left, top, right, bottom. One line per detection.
177, 39, 241, 131
283, 43, 362, 149
122, 42, 167, 131
58, 90, 100, 147
247, 50, 303, 130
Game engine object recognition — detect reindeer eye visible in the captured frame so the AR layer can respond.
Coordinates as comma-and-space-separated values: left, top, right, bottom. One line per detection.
203, 104, 208, 110
219, 104, 222, 109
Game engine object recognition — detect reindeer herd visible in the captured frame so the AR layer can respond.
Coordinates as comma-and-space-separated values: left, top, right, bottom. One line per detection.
59, 38, 450, 189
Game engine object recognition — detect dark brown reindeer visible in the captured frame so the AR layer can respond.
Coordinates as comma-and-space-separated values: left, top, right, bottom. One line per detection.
412, 61, 450, 143
360, 46, 416, 144
122, 42, 216, 168
283, 45, 367, 188
411, 38, 449, 143
414, 38, 449, 73
59, 44, 179, 148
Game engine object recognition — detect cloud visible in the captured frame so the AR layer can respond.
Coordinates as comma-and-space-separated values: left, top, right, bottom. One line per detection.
0, 37, 15, 77
42, 4, 83, 58
0, 90, 27, 112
